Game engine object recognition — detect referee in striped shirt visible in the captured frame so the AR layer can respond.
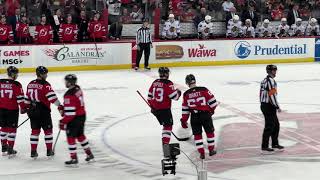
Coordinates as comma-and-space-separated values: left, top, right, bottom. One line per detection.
260, 65, 284, 154
135, 18, 153, 71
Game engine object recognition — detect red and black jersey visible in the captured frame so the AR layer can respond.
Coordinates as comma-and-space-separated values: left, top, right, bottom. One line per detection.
59, 23, 78, 42
181, 86, 218, 122
16, 22, 30, 38
147, 79, 181, 110
0, 23, 13, 42
25, 79, 60, 110
88, 20, 106, 39
34, 24, 53, 44
62, 85, 86, 124
0, 79, 26, 110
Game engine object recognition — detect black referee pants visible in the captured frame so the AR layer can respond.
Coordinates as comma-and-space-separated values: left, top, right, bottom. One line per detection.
261, 103, 280, 148
136, 43, 151, 68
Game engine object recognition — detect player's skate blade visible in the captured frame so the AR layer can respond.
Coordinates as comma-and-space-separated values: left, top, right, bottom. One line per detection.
31, 150, 38, 160
47, 150, 55, 159
261, 148, 275, 155
200, 153, 205, 159
65, 159, 79, 167
85, 154, 95, 163
272, 145, 285, 152
2, 145, 8, 156
7, 148, 17, 159
209, 150, 217, 156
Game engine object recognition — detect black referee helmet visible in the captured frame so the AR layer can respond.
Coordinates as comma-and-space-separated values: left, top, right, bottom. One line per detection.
266, 64, 277, 73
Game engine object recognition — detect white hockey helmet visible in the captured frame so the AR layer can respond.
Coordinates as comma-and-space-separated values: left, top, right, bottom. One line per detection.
205, 15, 211, 22
263, 19, 270, 24
169, 14, 175, 18
281, 18, 287, 22
311, 18, 317, 23
233, 15, 240, 21
296, 18, 302, 22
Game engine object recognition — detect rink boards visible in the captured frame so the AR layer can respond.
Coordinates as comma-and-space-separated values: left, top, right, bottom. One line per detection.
0, 37, 318, 72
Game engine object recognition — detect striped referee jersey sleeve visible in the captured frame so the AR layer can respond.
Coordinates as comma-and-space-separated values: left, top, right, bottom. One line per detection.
267, 78, 280, 109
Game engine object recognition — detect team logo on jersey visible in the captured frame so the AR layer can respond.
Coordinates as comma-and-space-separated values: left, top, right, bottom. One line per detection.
39, 29, 48, 36
234, 41, 251, 59
65, 27, 73, 35
0, 27, 7, 35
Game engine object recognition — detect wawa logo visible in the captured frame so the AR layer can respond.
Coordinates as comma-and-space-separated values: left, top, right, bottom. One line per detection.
188, 44, 216, 58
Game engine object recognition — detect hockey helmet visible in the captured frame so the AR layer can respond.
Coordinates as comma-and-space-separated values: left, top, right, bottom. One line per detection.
266, 64, 277, 73
281, 18, 287, 22
7, 66, 19, 78
158, 67, 170, 78
205, 15, 211, 22
263, 19, 270, 24
169, 14, 175, 18
311, 18, 317, 24
185, 74, 196, 85
36, 66, 48, 77
233, 15, 240, 21
64, 74, 77, 85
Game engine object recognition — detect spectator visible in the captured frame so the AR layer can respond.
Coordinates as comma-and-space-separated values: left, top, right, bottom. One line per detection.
226, 15, 242, 38
306, 18, 319, 36
59, 14, 78, 43
242, 19, 255, 38
271, 4, 284, 20
257, 19, 273, 38
28, 0, 41, 25
76, 10, 89, 42
276, 18, 290, 37
16, 13, 32, 44
222, 0, 236, 22
7, 8, 20, 42
198, 15, 213, 39
109, 19, 123, 40
241, 5, 259, 28
120, 8, 132, 24
34, 14, 53, 44
5, 0, 20, 16
287, 4, 300, 26
161, 14, 181, 40
107, 0, 121, 24
181, 7, 196, 22
290, 18, 305, 36
130, 5, 143, 23
50, 9, 64, 43
193, 7, 207, 28
0, 15, 13, 44
299, 4, 311, 19
88, 12, 106, 42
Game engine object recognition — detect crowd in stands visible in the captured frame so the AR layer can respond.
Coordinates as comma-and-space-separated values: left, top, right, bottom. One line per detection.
0, 0, 319, 44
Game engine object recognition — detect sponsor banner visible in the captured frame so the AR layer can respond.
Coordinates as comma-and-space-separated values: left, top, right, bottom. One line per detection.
35, 43, 131, 67
232, 38, 314, 60
315, 38, 320, 61
149, 38, 314, 64
0, 46, 33, 69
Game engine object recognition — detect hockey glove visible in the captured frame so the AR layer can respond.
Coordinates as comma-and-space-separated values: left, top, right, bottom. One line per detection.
177, 89, 182, 96
181, 119, 188, 129
59, 120, 67, 130
20, 107, 28, 114
58, 105, 64, 116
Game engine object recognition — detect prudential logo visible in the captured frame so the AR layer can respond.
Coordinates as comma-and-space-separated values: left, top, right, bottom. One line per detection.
234, 41, 251, 59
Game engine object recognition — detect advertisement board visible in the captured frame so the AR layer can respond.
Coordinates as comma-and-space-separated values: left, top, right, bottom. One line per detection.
0, 46, 33, 69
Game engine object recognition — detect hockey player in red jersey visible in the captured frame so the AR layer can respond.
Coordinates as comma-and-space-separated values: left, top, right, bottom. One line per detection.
25, 66, 63, 159
59, 14, 78, 43
180, 74, 218, 159
88, 12, 106, 42
0, 66, 27, 157
34, 15, 53, 44
0, 15, 13, 44
16, 13, 31, 44
147, 67, 181, 145
59, 74, 94, 166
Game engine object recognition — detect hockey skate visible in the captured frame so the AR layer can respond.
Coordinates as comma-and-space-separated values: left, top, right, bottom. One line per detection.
209, 150, 217, 156
7, 147, 17, 159
261, 147, 275, 155
31, 150, 38, 159
65, 158, 79, 167
200, 153, 205, 160
85, 154, 95, 163
2, 144, 8, 156
47, 149, 55, 159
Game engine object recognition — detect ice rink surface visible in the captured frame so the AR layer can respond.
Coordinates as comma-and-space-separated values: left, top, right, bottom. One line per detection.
2, 63, 320, 180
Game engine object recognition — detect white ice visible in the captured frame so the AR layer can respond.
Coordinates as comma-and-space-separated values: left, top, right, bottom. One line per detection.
2, 63, 320, 180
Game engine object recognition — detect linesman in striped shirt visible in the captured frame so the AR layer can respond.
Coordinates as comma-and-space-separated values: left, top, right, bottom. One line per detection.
135, 18, 153, 71
260, 65, 284, 154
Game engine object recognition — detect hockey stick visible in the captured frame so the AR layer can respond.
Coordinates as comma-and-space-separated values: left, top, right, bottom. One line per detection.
17, 117, 30, 128
136, 90, 190, 141
53, 129, 61, 153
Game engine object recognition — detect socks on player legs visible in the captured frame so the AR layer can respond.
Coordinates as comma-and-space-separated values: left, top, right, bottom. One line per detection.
44, 129, 53, 151
0, 127, 8, 146
67, 137, 77, 159
206, 132, 215, 152
194, 134, 205, 155
162, 125, 172, 144
30, 129, 40, 151
77, 135, 92, 155
7, 128, 16, 148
